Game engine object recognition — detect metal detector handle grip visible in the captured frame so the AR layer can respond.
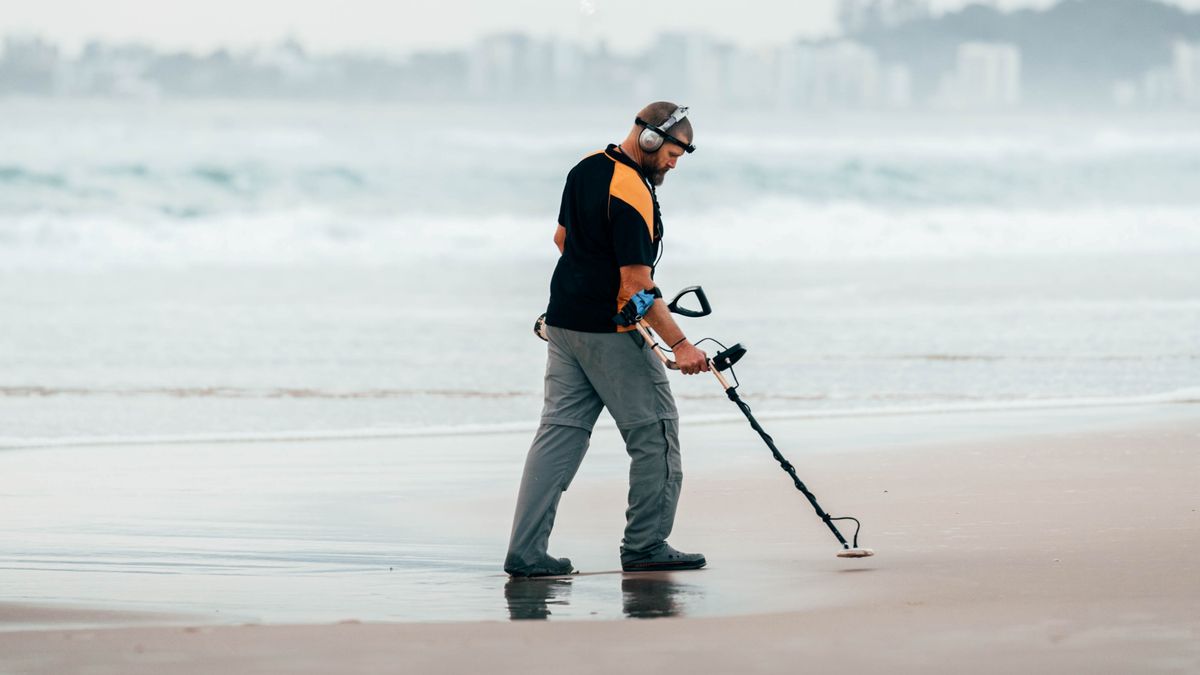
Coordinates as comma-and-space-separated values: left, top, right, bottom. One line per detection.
634, 320, 733, 390
667, 286, 712, 318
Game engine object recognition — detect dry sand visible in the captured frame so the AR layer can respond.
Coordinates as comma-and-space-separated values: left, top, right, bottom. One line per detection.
2, 409, 1198, 673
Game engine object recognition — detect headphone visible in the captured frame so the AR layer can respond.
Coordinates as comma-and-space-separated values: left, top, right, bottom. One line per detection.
636, 105, 696, 154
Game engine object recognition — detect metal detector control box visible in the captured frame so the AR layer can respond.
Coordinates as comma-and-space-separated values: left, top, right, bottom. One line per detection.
712, 343, 747, 371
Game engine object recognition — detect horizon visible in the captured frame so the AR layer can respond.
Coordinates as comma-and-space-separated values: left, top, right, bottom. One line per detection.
5, 0, 1200, 59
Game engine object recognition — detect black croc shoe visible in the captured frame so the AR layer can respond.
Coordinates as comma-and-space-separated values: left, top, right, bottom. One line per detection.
504, 555, 575, 578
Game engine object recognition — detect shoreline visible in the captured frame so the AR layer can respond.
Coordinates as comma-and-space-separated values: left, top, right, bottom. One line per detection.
4, 389, 1196, 451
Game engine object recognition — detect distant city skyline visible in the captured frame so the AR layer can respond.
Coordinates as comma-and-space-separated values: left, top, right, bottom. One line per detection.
5, 21, 1198, 110
8, 0, 1200, 57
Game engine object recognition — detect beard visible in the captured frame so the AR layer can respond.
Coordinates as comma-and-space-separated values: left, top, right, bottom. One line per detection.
645, 164, 668, 186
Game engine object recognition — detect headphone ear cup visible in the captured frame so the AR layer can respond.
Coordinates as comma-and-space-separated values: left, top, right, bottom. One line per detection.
639, 127, 663, 153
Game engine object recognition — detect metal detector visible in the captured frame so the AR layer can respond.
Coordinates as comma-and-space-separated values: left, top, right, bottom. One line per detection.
632, 286, 875, 559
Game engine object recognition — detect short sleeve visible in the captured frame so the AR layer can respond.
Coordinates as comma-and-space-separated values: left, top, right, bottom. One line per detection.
611, 197, 657, 267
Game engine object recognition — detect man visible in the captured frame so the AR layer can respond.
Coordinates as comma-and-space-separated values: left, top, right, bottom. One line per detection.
504, 102, 709, 577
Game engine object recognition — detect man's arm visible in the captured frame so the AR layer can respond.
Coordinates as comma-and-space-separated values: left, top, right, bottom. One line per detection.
554, 224, 566, 254
619, 265, 709, 375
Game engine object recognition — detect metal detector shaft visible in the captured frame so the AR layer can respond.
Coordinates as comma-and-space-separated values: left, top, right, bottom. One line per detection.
633, 320, 732, 390
633, 318, 858, 551
723, 388, 851, 549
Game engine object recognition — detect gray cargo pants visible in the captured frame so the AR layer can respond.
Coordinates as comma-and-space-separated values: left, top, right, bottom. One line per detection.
504, 324, 682, 572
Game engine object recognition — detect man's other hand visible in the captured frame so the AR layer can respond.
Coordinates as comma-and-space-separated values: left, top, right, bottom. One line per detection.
673, 342, 710, 375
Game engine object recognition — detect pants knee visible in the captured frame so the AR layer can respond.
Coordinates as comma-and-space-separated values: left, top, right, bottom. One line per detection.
623, 418, 682, 480
527, 423, 592, 492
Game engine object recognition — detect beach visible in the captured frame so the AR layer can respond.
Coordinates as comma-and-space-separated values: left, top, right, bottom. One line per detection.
8, 0, 1200, 668
2, 403, 1197, 673
3, 100, 1199, 673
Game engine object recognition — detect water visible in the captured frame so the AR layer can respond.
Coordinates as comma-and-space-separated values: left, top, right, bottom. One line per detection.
1, 100, 1198, 445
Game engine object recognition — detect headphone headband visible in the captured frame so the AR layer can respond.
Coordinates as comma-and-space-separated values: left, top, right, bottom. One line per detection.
635, 105, 696, 154
659, 105, 688, 133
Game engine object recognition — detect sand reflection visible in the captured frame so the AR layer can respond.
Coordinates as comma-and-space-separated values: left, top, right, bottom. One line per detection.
503, 574, 702, 620
621, 575, 694, 619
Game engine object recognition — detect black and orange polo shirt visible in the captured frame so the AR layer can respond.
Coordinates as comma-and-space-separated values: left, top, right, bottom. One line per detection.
545, 144, 663, 333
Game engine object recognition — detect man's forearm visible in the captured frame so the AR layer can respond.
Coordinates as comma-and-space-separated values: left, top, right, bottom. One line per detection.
642, 299, 687, 348
618, 265, 688, 347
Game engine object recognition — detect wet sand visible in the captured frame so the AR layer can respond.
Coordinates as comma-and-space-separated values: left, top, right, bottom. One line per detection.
1, 405, 1198, 672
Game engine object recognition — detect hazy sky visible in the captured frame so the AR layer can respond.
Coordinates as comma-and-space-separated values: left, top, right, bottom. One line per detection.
5, 0, 1200, 55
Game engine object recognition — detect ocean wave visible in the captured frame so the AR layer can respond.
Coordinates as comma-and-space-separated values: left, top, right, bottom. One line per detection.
3, 388, 1196, 451
6, 152, 1197, 214
0, 166, 69, 188
670, 199, 1200, 261
6, 121, 1200, 218
3, 200, 1200, 268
